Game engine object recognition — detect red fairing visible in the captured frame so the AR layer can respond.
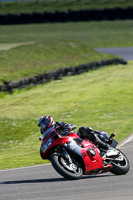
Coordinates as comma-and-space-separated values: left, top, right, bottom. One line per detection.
40, 128, 70, 159
40, 127, 112, 175
80, 143, 104, 172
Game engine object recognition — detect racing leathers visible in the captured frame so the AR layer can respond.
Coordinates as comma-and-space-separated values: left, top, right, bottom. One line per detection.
55, 121, 109, 150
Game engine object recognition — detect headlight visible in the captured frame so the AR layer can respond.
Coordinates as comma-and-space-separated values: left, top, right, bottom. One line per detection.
41, 138, 52, 153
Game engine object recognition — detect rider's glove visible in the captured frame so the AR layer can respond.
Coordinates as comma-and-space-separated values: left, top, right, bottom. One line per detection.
63, 124, 72, 133
55, 121, 63, 127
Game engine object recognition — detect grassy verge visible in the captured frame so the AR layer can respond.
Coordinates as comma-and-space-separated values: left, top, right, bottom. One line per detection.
0, 62, 133, 169
0, 41, 116, 84
0, 0, 133, 14
0, 19, 133, 169
0, 20, 133, 84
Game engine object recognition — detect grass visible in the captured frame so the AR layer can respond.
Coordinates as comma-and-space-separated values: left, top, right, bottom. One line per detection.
0, 20, 133, 84
0, 17, 133, 169
0, 0, 133, 14
0, 41, 115, 84
0, 62, 133, 169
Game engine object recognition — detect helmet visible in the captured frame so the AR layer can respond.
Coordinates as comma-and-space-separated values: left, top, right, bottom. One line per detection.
38, 115, 55, 135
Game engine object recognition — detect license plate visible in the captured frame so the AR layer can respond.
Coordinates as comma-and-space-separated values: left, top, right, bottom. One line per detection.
110, 138, 118, 148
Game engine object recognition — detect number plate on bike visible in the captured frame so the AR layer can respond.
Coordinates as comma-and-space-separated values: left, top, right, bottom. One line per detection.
110, 138, 118, 147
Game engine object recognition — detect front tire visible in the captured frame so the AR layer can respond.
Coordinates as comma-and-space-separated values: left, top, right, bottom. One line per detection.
51, 151, 83, 180
110, 149, 130, 175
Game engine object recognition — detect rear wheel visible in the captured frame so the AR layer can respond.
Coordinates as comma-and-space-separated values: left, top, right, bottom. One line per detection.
110, 149, 130, 175
51, 148, 83, 180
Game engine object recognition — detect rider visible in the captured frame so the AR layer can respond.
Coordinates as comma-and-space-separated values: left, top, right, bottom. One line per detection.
38, 115, 109, 151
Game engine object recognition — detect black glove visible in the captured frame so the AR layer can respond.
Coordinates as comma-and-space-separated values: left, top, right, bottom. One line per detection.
63, 124, 72, 133
55, 121, 63, 127
55, 121, 76, 135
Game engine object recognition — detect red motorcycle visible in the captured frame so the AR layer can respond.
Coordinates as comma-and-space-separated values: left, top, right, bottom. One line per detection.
39, 125, 130, 180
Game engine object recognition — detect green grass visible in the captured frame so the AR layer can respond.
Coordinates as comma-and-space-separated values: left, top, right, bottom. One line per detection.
1, 21, 133, 46
0, 62, 133, 169
0, 0, 133, 14
0, 20, 133, 84
0, 41, 115, 84
0, 19, 133, 169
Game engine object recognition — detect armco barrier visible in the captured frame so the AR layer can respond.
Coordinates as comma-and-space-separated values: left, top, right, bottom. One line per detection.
0, 7, 133, 24
0, 58, 127, 93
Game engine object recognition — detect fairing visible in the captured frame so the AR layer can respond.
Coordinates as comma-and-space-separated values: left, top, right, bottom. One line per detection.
40, 127, 112, 174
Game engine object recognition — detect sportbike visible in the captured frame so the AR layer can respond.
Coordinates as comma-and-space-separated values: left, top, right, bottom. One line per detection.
39, 125, 130, 180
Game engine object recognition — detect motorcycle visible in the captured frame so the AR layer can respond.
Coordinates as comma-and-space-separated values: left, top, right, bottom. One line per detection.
39, 125, 130, 180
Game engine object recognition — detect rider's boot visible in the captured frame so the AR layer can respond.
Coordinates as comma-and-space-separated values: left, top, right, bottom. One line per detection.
94, 134, 109, 150
77, 126, 109, 150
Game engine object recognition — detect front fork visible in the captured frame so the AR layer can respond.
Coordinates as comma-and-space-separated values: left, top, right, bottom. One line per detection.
60, 147, 73, 165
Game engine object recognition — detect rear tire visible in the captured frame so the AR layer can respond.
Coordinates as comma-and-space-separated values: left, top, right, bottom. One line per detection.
51, 151, 83, 180
110, 149, 130, 175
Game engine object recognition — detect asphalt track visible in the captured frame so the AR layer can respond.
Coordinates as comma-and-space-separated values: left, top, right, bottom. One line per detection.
0, 135, 133, 200
95, 47, 133, 61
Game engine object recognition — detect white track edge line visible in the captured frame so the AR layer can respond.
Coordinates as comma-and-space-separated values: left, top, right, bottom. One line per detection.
118, 134, 133, 148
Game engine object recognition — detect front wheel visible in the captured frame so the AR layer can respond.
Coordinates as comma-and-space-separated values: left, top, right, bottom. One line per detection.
51, 150, 83, 180
110, 149, 130, 175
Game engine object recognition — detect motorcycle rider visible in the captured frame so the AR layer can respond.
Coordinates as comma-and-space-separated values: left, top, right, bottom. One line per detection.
38, 115, 109, 151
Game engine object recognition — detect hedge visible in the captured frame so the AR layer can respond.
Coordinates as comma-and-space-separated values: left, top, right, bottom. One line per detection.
0, 7, 133, 24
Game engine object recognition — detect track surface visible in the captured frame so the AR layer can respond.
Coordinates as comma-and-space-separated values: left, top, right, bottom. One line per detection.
95, 47, 133, 61
0, 136, 133, 200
